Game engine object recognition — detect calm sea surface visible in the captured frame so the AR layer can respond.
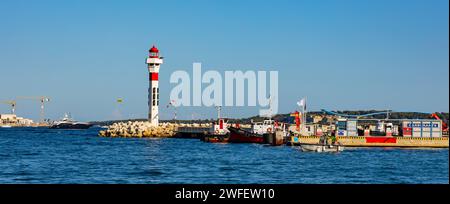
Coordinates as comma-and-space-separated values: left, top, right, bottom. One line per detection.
0, 127, 448, 184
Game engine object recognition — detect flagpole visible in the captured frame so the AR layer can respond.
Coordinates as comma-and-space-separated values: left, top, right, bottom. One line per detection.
303, 98, 305, 130
301, 98, 304, 132
300, 102, 303, 132
304, 96, 307, 127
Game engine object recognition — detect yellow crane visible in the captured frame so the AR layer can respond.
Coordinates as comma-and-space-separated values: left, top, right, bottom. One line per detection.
0, 100, 16, 115
16, 96, 50, 124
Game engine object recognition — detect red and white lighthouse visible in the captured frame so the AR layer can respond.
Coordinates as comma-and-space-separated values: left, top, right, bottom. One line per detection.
146, 45, 163, 125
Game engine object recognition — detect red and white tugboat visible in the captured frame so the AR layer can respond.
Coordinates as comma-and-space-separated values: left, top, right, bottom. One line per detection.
202, 118, 230, 143
202, 107, 230, 143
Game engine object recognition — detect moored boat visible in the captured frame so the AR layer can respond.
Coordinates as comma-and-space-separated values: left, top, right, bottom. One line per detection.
300, 144, 344, 152
202, 117, 230, 143
298, 134, 345, 152
228, 126, 265, 143
227, 119, 277, 144
201, 107, 231, 143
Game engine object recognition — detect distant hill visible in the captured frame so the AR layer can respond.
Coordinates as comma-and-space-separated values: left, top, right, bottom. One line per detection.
90, 111, 449, 126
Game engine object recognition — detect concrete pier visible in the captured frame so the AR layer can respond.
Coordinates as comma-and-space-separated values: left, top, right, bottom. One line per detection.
288, 136, 449, 148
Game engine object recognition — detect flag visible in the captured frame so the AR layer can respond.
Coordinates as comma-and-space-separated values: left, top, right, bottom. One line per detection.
297, 98, 305, 107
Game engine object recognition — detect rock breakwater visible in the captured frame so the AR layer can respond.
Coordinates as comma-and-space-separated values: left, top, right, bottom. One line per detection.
98, 121, 212, 138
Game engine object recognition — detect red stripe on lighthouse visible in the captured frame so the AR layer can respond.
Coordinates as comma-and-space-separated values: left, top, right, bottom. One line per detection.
150, 73, 159, 81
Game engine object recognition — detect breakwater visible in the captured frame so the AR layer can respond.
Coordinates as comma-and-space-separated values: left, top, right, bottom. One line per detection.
98, 121, 253, 138
98, 121, 212, 138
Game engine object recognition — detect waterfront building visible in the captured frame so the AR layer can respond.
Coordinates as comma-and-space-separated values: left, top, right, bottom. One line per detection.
0, 114, 16, 124
0, 114, 34, 126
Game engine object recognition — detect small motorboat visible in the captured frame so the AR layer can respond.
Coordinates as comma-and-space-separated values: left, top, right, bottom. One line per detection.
300, 144, 344, 152
0, 125, 12, 128
299, 134, 344, 152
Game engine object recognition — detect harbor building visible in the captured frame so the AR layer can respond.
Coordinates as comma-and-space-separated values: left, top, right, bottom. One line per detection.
313, 115, 323, 124
0, 114, 34, 127
146, 45, 163, 126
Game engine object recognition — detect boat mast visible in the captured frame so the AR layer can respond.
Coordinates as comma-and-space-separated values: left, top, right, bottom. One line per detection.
216, 106, 221, 119
269, 95, 272, 121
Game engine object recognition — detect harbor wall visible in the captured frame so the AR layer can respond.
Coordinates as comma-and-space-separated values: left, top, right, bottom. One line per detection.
289, 136, 449, 148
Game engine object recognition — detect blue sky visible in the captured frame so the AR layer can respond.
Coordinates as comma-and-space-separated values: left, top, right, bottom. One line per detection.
0, 0, 448, 121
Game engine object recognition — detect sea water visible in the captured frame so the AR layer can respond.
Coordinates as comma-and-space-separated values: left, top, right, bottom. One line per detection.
0, 127, 448, 184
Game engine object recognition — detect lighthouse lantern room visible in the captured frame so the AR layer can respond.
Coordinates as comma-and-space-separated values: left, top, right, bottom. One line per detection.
146, 45, 163, 125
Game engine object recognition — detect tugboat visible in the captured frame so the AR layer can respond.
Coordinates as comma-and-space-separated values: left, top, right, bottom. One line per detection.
202, 118, 230, 143
50, 113, 92, 129
202, 107, 230, 143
